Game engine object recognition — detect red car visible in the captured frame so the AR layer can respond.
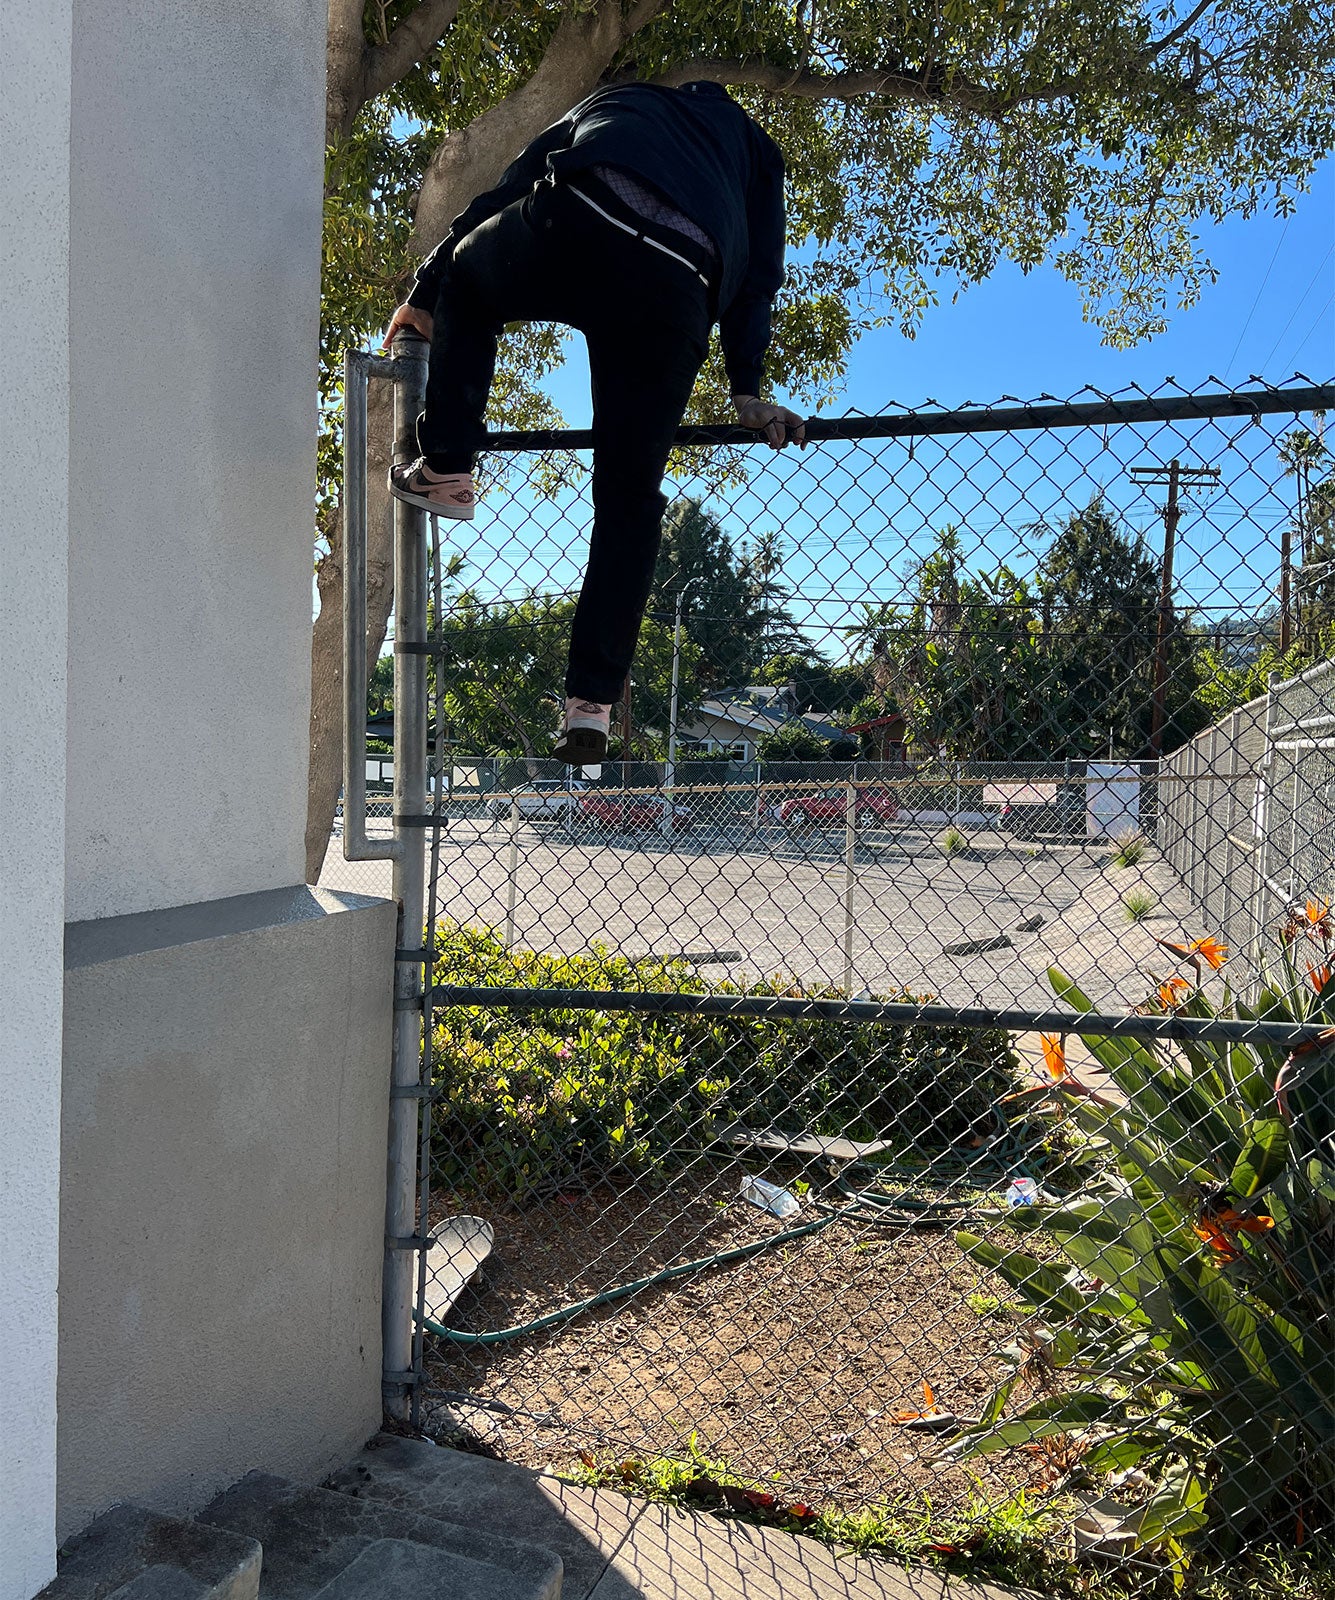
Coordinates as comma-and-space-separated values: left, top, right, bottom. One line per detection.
776, 787, 899, 830
575, 794, 694, 833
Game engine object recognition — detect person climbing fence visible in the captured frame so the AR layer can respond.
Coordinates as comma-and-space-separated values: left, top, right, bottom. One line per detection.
384, 79, 807, 765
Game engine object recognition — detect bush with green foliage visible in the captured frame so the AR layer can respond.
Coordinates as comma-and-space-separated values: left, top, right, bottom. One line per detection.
430, 923, 1017, 1199
954, 924, 1335, 1581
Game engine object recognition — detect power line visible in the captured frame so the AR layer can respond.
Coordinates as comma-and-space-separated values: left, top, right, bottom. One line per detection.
1260, 245, 1334, 372
1226, 217, 1291, 377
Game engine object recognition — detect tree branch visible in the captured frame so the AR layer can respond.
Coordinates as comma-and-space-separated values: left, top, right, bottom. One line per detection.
649, 56, 995, 112
410, 0, 637, 253
363, 0, 463, 107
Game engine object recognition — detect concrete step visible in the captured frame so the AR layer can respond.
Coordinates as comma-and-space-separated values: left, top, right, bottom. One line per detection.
40, 1506, 261, 1600
325, 1434, 641, 1600
197, 1470, 561, 1600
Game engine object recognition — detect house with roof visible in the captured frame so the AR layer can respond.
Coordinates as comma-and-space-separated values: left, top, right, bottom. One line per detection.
677, 685, 848, 761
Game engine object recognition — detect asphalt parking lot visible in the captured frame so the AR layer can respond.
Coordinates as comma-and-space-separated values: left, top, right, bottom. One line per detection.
321, 813, 1193, 1012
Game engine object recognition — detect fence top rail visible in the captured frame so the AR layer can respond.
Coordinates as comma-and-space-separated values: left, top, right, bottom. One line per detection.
481, 381, 1335, 454
429, 985, 1331, 1046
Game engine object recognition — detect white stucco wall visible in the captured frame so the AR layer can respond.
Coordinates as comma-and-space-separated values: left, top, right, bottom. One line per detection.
0, 3, 72, 1594
64, 0, 327, 922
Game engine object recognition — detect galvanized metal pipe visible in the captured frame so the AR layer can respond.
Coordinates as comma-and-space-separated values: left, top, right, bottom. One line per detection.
429, 985, 1330, 1047
341, 350, 394, 864
842, 780, 856, 993
383, 330, 429, 1421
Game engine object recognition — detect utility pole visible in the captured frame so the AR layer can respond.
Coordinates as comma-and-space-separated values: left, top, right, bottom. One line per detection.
1129, 459, 1219, 759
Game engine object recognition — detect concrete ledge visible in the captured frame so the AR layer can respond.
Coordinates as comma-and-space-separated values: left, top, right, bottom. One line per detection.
58, 886, 397, 1539
65, 885, 387, 970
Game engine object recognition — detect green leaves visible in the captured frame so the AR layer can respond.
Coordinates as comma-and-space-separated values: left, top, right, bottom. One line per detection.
955, 955, 1335, 1565
1229, 1117, 1290, 1199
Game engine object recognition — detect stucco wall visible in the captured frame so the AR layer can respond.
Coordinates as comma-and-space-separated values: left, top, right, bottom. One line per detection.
0, 2, 73, 1593
64, 0, 326, 922
57, 888, 396, 1539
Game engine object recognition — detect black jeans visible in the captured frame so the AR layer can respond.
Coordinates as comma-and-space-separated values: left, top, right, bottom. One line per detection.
418, 181, 711, 704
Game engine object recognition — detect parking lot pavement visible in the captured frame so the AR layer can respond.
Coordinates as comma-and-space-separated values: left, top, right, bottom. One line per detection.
320, 817, 1194, 1013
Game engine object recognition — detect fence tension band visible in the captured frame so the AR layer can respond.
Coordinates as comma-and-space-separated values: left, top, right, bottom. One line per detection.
389, 1082, 438, 1101
393, 993, 425, 1012
385, 1234, 432, 1252
395, 947, 430, 964
430, 985, 1328, 1047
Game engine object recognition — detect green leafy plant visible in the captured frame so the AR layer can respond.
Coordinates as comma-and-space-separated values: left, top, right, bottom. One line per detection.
954, 919, 1335, 1580
429, 922, 1016, 1198
939, 826, 967, 856
1123, 887, 1158, 922
1109, 828, 1149, 869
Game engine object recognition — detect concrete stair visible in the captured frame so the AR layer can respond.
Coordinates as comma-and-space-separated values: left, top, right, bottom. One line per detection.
42, 1432, 1034, 1600
38, 1506, 261, 1600
197, 1470, 562, 1599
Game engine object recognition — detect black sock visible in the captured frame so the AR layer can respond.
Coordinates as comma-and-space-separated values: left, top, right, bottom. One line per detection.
423, 453, 472, 475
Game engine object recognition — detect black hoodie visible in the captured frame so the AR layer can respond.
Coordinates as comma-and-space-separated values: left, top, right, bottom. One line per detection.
407, 81, 786, 396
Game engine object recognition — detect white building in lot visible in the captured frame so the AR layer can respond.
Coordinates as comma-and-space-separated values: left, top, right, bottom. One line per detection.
1, 6, 393, 1596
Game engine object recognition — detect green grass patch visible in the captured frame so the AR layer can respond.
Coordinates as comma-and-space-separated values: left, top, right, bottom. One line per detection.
1122, 886, 1158, 922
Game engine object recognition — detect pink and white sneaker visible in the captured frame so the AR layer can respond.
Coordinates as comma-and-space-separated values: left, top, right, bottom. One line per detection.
552, 698, 611, 766
388, 458, 476, 520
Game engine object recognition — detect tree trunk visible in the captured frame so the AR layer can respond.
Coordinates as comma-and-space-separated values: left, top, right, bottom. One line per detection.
305, 379, 395, 883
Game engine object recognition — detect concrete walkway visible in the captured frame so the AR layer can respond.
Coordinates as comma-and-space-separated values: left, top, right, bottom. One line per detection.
329, 1435, 1036, 1600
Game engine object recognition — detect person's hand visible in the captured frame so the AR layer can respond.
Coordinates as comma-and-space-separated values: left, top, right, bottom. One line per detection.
383, 302, 434, 349
732, 395, 807, 449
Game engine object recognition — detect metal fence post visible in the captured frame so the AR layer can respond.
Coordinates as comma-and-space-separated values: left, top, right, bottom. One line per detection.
382, 329, 429, 1423
843, 779, 857, 993
503, 794, 521, 950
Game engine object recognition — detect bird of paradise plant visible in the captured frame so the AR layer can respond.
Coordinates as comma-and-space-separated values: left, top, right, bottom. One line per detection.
953, 927, 1335, 1585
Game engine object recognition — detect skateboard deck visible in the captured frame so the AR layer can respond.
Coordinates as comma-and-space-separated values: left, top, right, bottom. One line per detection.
423, 1214, 494, 1323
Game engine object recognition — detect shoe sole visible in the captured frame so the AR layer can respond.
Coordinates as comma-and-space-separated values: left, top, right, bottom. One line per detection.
553, 731, 608, 766
388, 482, 476, 520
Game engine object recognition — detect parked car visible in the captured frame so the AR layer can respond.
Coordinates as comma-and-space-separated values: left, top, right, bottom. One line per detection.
995, 783, 1084, 842
485, 778, 589, 823
576, 793, 694, 833
776, 787, 899, 830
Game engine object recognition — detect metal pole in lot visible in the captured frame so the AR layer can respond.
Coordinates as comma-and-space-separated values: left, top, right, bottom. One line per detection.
503, 794, 521, 951
383, 329, 429, 1423
842, 778, 857, 992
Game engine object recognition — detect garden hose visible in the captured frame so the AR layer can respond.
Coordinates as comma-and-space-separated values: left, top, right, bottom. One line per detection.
419, 1138, 1038, 1347
420, 1209, 836, 1345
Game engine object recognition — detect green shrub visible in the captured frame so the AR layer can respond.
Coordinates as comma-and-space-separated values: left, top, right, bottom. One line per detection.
1123, 886, 1158, 922
938, 826, 967, 856
429, 922, 1017, 1198
954, 935, 1335, 1578
1108, 828, 1148, 868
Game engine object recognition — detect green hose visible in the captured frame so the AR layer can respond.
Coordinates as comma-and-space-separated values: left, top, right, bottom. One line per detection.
421, 1112, 1051, 1348
420, 1210, 836, 1345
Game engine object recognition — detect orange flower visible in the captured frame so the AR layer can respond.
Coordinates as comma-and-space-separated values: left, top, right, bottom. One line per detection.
1190, 936, 1229, 970
1308, 964, 1332, 995
1157, 976, 1192, 1009
1193, 1206, 1275, 1265
1306, 900, 1334, 940
1040, 1033, 1068, 1081
1160, 935, 1228, 970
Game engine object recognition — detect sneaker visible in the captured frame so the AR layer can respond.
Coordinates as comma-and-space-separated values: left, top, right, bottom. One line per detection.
388, 459, 476, 519
553, 698, 610, 765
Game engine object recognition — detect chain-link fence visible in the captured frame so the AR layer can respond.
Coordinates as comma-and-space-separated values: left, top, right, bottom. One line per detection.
340, 377, 1335, 1596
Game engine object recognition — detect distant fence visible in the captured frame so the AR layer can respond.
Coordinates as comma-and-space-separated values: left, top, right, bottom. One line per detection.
1160, 658, 1335, 965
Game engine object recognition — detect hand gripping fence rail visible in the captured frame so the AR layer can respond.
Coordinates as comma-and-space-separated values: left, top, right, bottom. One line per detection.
341, 362, 1335, 1597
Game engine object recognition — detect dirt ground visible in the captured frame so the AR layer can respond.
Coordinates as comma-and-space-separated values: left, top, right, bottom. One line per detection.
422, 1157, 1059, 1515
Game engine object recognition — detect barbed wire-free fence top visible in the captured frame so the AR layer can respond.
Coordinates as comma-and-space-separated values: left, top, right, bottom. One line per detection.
338, 369, 1335, 1599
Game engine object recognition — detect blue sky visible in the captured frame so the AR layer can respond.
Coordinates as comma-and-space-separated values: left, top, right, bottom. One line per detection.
427, 156, 1334, 660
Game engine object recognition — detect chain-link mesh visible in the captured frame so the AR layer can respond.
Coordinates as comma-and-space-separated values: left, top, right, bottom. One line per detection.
358, 379, 1335, 1595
